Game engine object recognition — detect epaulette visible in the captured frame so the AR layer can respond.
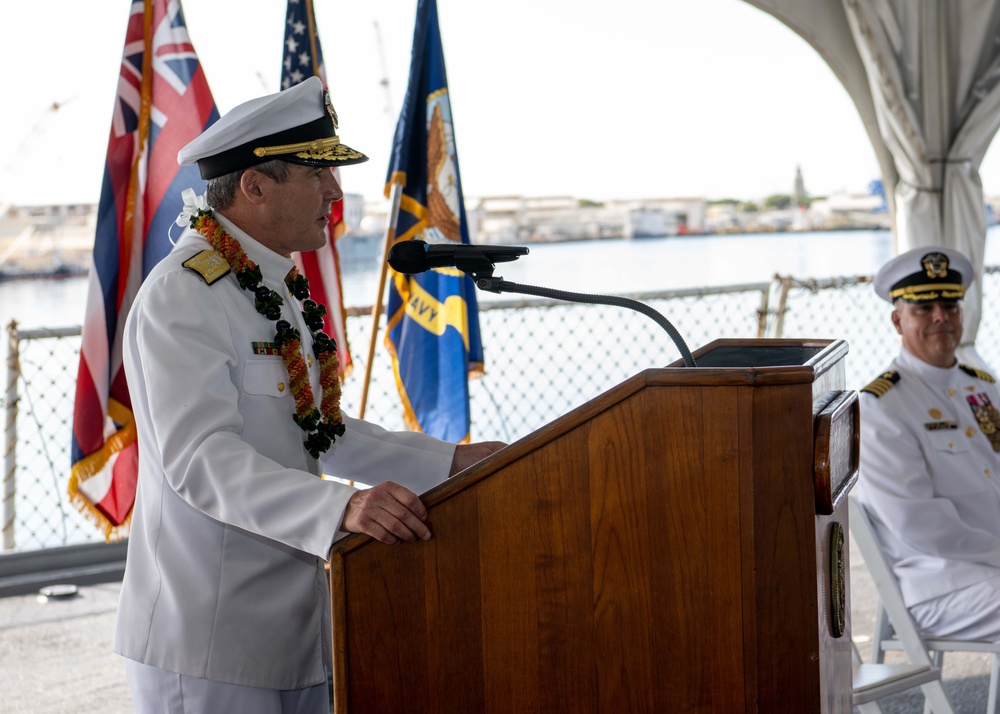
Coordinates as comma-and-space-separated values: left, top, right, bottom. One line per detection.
182, 250, 231, 286
959, 364, 997, 383
861, 370, 900, 398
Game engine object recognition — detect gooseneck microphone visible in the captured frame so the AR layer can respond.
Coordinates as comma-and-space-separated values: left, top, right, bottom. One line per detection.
387, 239, 528, 276
387, 238, 696, 367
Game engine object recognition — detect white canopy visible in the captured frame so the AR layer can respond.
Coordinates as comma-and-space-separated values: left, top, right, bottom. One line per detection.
745, 0, 1000, 361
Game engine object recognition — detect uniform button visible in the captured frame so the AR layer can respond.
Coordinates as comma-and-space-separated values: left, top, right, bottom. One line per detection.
948, 388, 955, 397
949, 443, 955, 449
308, 355, 314, 367
929, 408, 943, 419
987, 469, 993, 478
967, 427, 976, 437
278, 382, 286, 392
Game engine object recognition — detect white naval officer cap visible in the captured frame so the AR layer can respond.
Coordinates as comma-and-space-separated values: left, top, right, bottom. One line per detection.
177, 76, 368, 180
873, 245, 974, 303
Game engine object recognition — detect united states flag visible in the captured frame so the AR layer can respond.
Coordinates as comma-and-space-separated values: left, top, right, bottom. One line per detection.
281, 0, 353, 374
69, 0, 218, 539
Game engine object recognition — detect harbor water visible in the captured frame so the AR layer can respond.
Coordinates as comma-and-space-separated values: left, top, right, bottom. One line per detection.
0, 226, 983, 330
9, 226, 1000, 331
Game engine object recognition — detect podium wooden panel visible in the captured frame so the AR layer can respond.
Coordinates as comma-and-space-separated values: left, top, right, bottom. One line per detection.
329, 338, 858, 713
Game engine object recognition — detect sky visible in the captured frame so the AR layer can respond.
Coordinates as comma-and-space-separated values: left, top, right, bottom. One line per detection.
4, 0, 998, 208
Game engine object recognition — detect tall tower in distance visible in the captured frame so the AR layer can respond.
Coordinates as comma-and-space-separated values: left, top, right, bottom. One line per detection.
793, 165, 807, 207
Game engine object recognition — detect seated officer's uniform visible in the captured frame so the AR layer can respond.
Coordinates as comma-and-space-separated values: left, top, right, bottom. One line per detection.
855, 246, 1000, 641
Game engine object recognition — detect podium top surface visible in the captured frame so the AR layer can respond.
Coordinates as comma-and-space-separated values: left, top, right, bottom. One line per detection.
691, 343, 826, 368
668, 338, 847, 374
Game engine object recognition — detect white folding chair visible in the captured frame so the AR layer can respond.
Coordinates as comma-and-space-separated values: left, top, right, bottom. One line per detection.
872, 608, 1000, 714
853, 639, 947, 712
851, 498, 1000, 713
849, 498, 957, 713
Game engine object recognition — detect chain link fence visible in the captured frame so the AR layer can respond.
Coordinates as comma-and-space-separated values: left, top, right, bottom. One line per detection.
772, 266, 1000, 389
5, 270, 1000, 552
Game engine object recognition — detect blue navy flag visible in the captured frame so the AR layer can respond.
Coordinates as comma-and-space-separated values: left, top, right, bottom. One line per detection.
384, 0, 483, 443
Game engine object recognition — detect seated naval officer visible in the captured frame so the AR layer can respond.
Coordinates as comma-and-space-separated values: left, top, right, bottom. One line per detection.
114, 76, 504, 714
855, 245, 1000, 641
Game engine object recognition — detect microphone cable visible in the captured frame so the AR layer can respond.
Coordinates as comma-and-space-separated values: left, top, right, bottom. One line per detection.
474, 277, 697, 368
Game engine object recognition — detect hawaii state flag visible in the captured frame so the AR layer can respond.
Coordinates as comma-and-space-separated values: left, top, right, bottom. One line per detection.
281, 0, 352, 374
69, 0, 218, 540
384, 0, 483, 443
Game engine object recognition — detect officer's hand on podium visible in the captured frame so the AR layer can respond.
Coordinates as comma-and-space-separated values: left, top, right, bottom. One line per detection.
341, 481, 431, 544
449, 441, 506, 477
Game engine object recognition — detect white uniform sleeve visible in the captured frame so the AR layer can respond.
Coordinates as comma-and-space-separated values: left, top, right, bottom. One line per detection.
319, 416, 457, 546
321, 415, 456, 493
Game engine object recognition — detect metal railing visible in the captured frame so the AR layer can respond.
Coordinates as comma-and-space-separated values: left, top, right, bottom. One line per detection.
4, 269, 1000, 552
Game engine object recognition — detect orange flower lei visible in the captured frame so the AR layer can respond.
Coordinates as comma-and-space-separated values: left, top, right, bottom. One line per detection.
191, 210, 345, 457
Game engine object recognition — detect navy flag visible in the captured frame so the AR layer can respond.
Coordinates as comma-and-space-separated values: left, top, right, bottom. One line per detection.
384, 0, 483, 443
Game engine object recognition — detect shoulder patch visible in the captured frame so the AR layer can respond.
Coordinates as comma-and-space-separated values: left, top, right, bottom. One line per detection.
861, 370, 900, 398
182, 250, 231, 285
959, 364, 997, 383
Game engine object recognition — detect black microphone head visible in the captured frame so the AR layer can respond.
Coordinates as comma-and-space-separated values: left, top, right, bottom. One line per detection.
387, 239, 430, 274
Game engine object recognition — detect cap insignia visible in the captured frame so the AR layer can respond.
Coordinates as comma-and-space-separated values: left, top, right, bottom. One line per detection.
922, 252, 949, 279
323, 90, 339, 130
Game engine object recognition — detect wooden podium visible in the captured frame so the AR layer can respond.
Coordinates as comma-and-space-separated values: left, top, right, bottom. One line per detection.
329, 338, 859, 713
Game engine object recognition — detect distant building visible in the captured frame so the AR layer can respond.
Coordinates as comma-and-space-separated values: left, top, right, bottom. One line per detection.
793, 165, 807, 208
464, 195, 707, 243
808, 192, 890, 230
0, 202, 95, 277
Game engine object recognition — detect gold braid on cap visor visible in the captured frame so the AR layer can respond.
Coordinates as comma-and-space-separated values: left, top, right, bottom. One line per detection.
890, 283, 966, 301
252, 136, 366, 162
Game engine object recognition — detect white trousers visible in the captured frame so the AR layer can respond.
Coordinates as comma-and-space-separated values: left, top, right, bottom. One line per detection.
909, 575, 1000, 642
124, 659, 330, 714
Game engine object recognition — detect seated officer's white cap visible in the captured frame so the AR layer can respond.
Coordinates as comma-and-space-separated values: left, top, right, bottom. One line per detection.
873, 246, 973, 303
178, 76, 368, 180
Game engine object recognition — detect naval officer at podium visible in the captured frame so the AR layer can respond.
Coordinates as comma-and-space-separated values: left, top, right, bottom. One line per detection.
113, 77, 503, 714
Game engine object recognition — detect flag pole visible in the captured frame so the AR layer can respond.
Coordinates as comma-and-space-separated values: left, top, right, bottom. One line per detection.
358, 182, 403, 419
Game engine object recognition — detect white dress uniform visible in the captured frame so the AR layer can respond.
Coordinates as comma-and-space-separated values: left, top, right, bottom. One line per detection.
855, 346, 1000, 638
114, 213, 456, 691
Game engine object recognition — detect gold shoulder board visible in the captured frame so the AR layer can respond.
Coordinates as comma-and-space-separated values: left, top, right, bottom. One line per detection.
959, 364, 997, 383
861, 370, 900, 398
182, 250, 231, 286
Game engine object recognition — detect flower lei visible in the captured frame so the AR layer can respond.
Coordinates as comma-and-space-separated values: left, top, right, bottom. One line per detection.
190, 208, 345, 458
